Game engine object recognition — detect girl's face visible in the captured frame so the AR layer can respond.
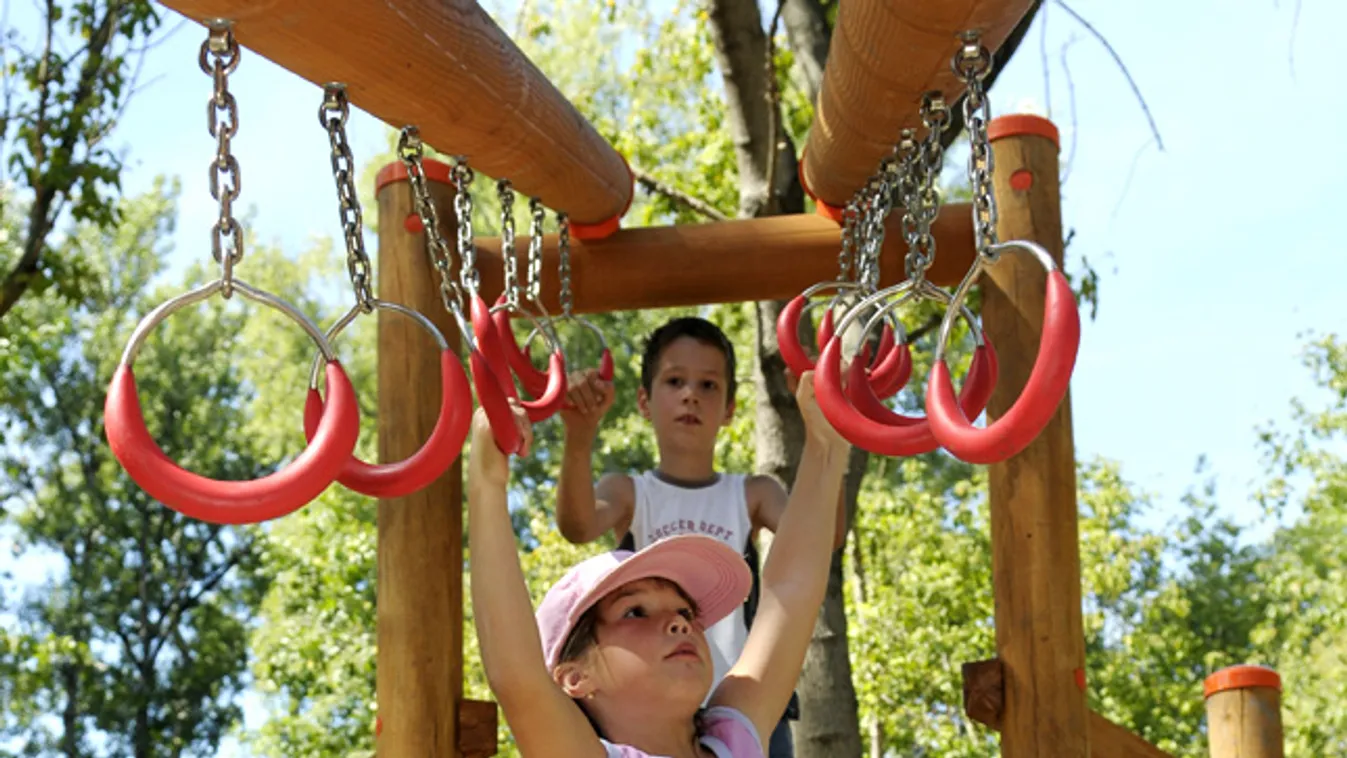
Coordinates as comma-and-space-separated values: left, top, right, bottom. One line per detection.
587, 578, 713, 705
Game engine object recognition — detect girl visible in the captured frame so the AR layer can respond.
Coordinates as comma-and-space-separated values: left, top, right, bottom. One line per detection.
468, 372, 850, 758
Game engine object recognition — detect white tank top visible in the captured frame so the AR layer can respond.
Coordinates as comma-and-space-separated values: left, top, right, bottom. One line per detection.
628, 471, 753, 690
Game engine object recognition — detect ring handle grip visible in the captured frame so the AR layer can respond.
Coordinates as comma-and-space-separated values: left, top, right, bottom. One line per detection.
303, 350, 471, 497
106, 362, 359, 524
492, 296, 551, 399
927, 270, 1076, 463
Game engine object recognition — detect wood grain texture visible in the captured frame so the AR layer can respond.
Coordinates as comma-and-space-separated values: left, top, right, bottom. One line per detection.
1206, 688, 1284, 758
962, 659, 1173, 758
980, 126, 1088, 757
375, 174, 470, 757
159, 0, 631, 223
457, 700, 500, 758
470, 205, 976, 315
801, 0, 1035, 206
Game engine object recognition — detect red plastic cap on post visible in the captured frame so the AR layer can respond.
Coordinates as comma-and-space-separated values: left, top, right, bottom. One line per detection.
1203, 665, 1282, 699
375, 158, 456, 193
987, 114, 1061, 149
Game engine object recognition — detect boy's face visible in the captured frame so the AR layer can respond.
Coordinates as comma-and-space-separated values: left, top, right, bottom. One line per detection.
638, 336, 734, 449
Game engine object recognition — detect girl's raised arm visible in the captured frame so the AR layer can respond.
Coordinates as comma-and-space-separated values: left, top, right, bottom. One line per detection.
709, 373, 851, 741
466, 406, 605, 758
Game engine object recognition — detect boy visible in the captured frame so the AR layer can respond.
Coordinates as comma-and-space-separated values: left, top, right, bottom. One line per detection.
555, 316, 847, 758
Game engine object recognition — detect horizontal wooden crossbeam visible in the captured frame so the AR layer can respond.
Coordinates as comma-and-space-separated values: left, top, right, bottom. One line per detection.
468, 207, 977, 315
801, 0, 1036, 207
159, 0, 632, 224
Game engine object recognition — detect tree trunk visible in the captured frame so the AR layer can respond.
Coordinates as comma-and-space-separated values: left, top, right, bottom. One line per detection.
706, 0, 863, 756
780, 0, 832, 106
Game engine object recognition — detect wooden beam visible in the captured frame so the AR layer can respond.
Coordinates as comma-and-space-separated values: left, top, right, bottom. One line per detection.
159, 1, 632, 225
963, 659, 1173, 758
457, 700, 499, 758
800, 0, 1036, 207
467, 207, 976, 315
1204, 666, 1284, 758
981, 116, 1088, 757
375, 157, 473, 756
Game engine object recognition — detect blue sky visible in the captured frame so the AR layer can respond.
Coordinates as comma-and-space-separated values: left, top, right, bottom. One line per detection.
3, 0, 1343, 752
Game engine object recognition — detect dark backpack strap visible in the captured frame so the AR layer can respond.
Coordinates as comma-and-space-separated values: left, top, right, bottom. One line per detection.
742, 538, 761, 629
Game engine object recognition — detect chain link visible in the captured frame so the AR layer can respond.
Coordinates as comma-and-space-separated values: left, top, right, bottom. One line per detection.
397, 127, 463, 316
452, 160, 479, 295
557, 213, 573, 317
903, 94, 950, 282
319, 84, 374, 312
497, 179, 519, 307
199, 23, 243, 294
838, 198, 859, 282
954, 37, 999, 257
526, 198, 546, 305
858, 172, 891, 292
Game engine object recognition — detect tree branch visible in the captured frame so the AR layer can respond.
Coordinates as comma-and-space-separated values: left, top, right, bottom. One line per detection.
0, 2, 124, 320
1053, 0, 1163, 151
630, 165, 729, 221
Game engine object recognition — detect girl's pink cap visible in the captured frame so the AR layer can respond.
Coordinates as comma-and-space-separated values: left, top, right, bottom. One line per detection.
536, 534, 752, 669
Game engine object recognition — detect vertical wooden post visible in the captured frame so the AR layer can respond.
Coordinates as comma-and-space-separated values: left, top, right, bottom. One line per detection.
1205, 665, 1284, 758
980, 114, 1089, 758
374, 160, 464, 757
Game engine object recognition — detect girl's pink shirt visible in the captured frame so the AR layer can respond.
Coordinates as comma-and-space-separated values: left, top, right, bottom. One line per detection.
599, 706, 763, 758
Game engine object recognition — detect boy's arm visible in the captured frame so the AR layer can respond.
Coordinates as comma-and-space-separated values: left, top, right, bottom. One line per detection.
710, 374, 851, 741
555, 369, 634, 544
467, 406, 605, 758
748, 473, 848, 551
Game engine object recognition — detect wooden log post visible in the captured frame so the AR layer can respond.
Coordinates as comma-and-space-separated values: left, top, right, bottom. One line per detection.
800, 0, 1035, 207
979, 114, 1089, 758
1204, 666, 1284, 758
962, 659, 1175, 758
374, 159, 496, 757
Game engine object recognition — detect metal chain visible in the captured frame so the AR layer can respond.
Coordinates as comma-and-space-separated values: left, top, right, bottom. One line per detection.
858, 172, 892, 292
396, 127, 463, 315
954, 36, 998, 257
526, 197, 546, 305
904, 94, 950, 282
319, 85, 374, 312
557, 213, 573, 317
497, 179, 519, 307
838, 198, 859, 282
452, 160, 479, 295
199, 22, 243, 295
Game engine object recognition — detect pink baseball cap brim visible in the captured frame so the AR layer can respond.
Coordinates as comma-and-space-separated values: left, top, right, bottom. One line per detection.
537, 534, 751, 669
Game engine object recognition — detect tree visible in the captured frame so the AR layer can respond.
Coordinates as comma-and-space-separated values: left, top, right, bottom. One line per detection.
1255, 335, 1347, 755
0, 0, 163, 321
0, 183, 267, 757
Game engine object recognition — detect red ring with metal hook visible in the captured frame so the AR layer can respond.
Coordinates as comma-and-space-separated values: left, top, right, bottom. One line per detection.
926, 271, 1078, 463
846, 340, 998, 435
817, 309, 908, 399
469, 294, 525, 453
816, 334, 998, 457
301, 350, 471, 498
105, 361, 360, 524
471, 295, 566, 425
776, 295, 816, 379
492, 296, 549, 398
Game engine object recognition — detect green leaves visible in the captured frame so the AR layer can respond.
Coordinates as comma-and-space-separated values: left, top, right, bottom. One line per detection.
1, 183, 266, 756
